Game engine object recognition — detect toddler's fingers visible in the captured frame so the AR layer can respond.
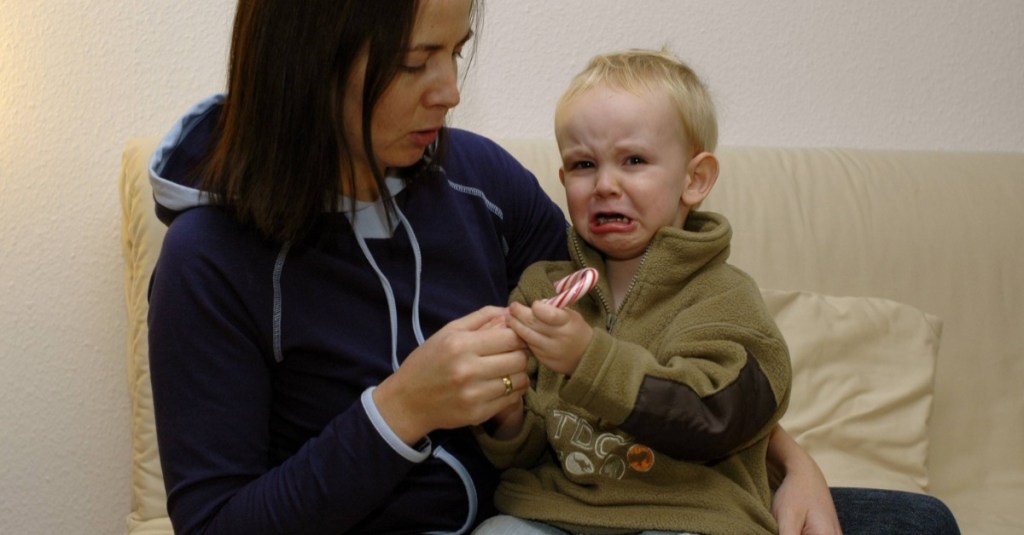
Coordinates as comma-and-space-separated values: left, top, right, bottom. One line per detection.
530, 300, 569, 326
508, 301, 535, 326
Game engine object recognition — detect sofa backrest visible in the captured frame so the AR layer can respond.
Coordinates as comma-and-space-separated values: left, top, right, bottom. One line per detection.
509, 140, 1024, 521
121, 136, 1024, 533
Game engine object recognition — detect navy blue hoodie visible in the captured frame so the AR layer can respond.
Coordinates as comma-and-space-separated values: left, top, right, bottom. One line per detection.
147, 95, 568, 534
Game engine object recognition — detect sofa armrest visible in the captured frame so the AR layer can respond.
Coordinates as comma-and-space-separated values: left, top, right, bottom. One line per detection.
120, 137, 172, 534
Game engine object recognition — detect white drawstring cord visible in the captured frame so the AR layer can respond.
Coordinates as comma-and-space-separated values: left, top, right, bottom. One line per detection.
350, 200, 477, 535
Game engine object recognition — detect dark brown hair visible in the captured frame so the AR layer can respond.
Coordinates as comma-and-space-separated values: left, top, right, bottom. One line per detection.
201, 1, 477, 244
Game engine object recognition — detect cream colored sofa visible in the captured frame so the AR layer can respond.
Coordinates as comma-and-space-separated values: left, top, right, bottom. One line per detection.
121, 136, 1024, 534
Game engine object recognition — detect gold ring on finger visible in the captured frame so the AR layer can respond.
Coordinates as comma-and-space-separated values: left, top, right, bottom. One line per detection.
501, 375, 513, 396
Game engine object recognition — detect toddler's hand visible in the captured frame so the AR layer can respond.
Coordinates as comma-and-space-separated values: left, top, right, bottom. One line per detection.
508, 300, 593, 376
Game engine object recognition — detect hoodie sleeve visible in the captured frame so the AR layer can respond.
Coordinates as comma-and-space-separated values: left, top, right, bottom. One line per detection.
148, 212, 431, 535
560, 274, 791, 462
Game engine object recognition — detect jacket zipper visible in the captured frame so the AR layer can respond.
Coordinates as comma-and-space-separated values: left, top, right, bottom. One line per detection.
570, 233, 651, 333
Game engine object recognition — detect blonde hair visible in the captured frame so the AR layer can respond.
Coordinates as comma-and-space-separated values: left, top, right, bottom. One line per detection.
556, 48, 718, 153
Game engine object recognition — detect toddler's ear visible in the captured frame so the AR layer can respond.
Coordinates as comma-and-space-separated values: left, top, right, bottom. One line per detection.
559, 167, 566, 186
683, 152, 719, 207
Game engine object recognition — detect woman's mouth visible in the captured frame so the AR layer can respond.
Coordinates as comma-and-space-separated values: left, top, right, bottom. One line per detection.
411, 129, 440, 147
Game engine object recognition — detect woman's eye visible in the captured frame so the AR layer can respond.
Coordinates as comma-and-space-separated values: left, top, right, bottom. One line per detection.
401, 51, 430, 73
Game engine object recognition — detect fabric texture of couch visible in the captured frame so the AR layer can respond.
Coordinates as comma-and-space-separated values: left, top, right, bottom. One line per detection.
121, 136, 1024, 534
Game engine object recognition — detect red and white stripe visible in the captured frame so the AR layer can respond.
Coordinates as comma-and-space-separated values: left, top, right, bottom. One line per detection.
542, 267, 598, 309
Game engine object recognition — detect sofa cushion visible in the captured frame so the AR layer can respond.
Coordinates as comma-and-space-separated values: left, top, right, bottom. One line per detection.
763, 289, 942, 494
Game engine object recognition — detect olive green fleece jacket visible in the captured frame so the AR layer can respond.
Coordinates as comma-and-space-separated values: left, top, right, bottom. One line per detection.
476, 211, 791, 535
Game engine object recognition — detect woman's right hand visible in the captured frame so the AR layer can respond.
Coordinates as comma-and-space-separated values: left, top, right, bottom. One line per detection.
372, 306, 530, 445
768, 426, 843, 535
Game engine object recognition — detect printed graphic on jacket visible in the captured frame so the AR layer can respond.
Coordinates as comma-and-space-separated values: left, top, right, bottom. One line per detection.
549, 408, 655, 480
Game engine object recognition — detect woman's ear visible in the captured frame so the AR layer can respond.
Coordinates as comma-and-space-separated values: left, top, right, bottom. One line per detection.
683, 152, 719, 207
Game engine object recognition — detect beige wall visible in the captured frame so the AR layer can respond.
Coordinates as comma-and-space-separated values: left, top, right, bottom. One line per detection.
0, 1, 1021, 532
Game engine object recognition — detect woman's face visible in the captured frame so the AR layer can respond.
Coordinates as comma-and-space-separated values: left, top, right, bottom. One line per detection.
342, 0, 473, 194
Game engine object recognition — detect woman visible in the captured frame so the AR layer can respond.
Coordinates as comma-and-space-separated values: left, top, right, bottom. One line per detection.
147, 1, 955, 534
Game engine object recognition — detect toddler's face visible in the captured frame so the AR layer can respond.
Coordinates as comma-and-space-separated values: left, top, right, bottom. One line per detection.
556, 84, 693, 262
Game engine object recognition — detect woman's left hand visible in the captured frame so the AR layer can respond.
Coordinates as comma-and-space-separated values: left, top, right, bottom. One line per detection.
768, 426, 843, 535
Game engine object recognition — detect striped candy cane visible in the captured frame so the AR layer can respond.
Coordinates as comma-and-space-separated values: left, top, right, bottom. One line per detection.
542, 267, 598, 308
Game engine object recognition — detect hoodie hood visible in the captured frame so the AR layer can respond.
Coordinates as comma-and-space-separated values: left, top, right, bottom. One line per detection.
149, 93, 412, 235
148, 94, 224, 226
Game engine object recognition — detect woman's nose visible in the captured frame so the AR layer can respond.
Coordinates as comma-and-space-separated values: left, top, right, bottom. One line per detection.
426, 61, 461, 109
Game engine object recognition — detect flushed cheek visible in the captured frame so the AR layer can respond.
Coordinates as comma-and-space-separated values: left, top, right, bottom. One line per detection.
564, 196, 590, 227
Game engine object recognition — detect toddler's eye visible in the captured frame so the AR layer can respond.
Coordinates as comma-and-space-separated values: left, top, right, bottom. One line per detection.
570, 160, 595, 170
625, 156, 646, 165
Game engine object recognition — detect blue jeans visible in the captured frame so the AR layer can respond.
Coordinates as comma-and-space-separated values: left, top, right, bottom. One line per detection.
473, 515, 696, 534
472, 488, 960, 535
832, 487, 960, 534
